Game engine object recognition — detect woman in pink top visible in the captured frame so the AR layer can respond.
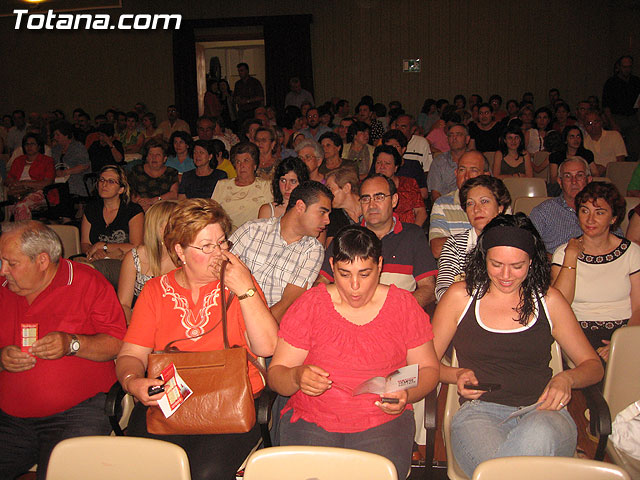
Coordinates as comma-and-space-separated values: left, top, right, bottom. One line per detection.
268, 225, 439, 478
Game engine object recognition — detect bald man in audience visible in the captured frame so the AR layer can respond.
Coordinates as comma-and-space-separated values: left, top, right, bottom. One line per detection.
583, 110, 627, 176
429, 151, 490, 258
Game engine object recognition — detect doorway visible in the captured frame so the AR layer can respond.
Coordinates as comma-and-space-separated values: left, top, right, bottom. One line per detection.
196, 39, 265, 116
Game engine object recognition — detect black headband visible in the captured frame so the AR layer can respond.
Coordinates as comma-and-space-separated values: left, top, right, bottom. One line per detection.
482, 225, 536, 258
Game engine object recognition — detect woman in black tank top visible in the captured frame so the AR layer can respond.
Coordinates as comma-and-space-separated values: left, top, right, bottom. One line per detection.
431, 214, 603, 477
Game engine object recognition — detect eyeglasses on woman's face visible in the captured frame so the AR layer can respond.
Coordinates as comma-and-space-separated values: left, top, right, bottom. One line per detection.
187, 239, 232, 254
98, 177, 121, 186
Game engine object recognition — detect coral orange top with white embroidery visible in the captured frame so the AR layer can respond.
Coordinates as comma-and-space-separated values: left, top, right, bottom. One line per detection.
125, 268, 266, 395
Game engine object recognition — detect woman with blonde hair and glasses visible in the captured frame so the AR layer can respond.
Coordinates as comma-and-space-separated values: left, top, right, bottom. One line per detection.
117, 200, 179, 323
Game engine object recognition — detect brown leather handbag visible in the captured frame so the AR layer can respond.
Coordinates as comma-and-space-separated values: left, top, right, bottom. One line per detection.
146, 263, 265, 435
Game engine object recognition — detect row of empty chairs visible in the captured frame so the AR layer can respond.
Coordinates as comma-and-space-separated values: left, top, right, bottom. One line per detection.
45, 439, 633, 480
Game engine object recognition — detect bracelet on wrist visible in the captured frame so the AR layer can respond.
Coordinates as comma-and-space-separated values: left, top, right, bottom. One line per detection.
561, 265, 576, 270
121, 373, 138, 392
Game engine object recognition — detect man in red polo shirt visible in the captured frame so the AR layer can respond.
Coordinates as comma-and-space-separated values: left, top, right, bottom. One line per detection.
0, 221, 126, 480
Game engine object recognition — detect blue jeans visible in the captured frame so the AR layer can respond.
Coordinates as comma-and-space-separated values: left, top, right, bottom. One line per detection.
280, 408, 415, 478
0, 392, 111, 480
451, 399, 577, 477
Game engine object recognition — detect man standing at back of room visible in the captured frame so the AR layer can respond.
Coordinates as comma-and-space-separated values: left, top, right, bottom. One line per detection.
234, 62, 265, 123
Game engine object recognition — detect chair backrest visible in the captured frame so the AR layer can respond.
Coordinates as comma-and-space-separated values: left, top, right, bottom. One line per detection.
46, 436, 191, 480
621, 197, 640, 234
443, 342, 563, 480
243, 446, 398, 480
483, 152, 496, 172
47, 224, 81, 258
606, 161, 639, 196
513, 196, 550, 216
472, 456, 631, 480
502, 177, 547, 201
603, 326, 640, 419
533, 151, 550, 181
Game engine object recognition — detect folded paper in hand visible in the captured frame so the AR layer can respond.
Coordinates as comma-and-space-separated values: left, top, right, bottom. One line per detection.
352, 364, 419, 396
157, 362, 193, 418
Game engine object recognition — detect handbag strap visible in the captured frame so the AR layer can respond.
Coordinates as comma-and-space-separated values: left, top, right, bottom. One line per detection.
162, 262, 234, 352
160, 262, 267, 380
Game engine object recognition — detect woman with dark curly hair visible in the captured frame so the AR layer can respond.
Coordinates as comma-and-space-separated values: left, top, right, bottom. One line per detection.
432, 213, 603, 477
258, 156, 310, 219
165, 130, 195, 174
435, 175, 511, 301
552, 182, 640, 361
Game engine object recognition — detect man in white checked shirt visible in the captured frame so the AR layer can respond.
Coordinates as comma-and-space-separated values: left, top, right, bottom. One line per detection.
230, 181, 332, 323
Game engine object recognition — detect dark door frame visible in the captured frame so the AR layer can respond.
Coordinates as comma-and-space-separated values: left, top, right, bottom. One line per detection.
173, 14, 313, 130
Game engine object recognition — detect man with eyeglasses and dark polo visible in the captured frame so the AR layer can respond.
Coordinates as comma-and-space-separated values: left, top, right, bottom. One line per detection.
316, 173, 437, 309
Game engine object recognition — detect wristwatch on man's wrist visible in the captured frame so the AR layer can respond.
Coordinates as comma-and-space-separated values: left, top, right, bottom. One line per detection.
237, 288, 256, 300
68, 334, 80, 356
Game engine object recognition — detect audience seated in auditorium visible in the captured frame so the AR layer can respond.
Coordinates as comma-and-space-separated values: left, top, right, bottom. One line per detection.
319, 131, 357, 177
429, 151, 491, 258
140, 112, 163, 146
324, 167, 362, 247
285, 76, 315, 109
6, 109, 27, 154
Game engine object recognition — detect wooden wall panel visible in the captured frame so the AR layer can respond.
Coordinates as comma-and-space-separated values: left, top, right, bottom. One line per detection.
0, 0, 634, 120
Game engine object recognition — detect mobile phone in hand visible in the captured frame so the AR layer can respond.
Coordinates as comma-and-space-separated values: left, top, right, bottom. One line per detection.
148, 384, 165, 396
463, 383, 501, 392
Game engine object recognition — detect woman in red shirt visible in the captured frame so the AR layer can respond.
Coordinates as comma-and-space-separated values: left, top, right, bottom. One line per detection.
268, 225, 439, 478
5, 133, 55, 220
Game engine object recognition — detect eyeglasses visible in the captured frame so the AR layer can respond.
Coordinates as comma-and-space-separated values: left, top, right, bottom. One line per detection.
561, 172, 587, 181
98, 178, 121, 186
299, 154, 318, 162
359, 193, 392, 204
188, 239, 231, 254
